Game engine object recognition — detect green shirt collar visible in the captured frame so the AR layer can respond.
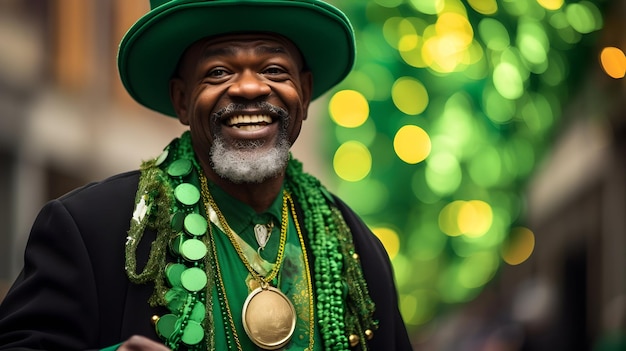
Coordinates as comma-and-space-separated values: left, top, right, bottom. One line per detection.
207, 181, 284, 234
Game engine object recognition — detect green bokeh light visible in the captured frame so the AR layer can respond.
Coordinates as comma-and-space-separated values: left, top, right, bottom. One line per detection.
426, 152, 462, 196
336, 178, 389, 215
566, 1, 603, 34
493, 62, 525, 100
392, 77, 429, 115
409, 0, 444, 15
468, 145, 502, 188
478, 18, 511, 51
517, 19, 550, 69
457, 251, 499, 289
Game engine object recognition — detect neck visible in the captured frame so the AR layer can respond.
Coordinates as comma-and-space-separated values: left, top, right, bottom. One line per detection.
200, 163, 284, 213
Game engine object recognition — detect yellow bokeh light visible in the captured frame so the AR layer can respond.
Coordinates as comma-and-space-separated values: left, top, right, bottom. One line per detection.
420, 12, 474, 72
600, 47, 626, 79
421, 36, 463, 72
399, 34, 420, 52
439, 200, 493, 237
372, 227, 401, 259
401, 289, 438, 326
329, 90, 370, 128
394, 125, 431, 164
457, 200, 493, 238
501, 226, 535, 265
333, 141, 372, 182
439, 201, 464, 236
537, 0, 564, 11
392, 77, 429, 115
436, 13, 473, 44
467, 0, 498, 15
397, 18, 429, 68
400, 37, 427, 68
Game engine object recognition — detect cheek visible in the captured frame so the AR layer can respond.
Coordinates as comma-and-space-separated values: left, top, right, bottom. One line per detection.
187, 94, 221, 152
189, 88, 223, 129
189, 123, 213, 157
282, 87, 308, 142
286, 111, 305, 144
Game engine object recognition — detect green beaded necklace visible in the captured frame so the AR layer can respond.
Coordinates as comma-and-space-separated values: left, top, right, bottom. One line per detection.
125, 131, 378, 350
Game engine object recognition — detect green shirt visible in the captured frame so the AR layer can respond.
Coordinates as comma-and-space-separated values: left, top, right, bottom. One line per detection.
207, 182, 321, 350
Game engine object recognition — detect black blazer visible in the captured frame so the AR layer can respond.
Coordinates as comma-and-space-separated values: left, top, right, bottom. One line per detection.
0, 171, 412, 350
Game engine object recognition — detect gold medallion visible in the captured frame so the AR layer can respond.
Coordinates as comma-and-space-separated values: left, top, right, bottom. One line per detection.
242, 286, 296, 350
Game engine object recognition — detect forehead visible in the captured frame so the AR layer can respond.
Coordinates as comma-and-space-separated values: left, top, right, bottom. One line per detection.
179, 33, 305, 71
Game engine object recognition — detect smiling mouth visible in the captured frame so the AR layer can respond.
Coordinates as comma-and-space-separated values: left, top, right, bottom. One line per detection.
224, 114, 274, 131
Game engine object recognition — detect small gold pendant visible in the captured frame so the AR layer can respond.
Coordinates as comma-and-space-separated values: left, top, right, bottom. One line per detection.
254, 223, 273, 250
242, 285, 296, 350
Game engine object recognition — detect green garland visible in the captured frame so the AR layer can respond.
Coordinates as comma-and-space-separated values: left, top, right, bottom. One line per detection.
125, 131, 377, 350
285, 159, 378, 350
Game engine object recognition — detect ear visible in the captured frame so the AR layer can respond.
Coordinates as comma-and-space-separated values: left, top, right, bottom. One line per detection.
300, 71, 313, 120
169, 77, 189, 125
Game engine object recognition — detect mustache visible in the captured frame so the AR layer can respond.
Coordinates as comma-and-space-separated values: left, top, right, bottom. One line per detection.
212, 102, 289, 122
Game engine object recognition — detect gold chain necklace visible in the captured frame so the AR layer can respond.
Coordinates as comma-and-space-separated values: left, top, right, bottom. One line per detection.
199, 174, 296, 350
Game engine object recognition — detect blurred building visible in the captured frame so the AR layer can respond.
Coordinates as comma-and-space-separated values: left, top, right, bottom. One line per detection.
0, 0, 327, 300
0, 0, 185, 297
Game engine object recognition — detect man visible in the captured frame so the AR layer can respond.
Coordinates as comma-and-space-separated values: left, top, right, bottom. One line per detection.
0, 0, 412, 350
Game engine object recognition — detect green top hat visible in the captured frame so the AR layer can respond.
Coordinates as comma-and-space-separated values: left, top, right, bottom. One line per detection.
117, 0, 356, 117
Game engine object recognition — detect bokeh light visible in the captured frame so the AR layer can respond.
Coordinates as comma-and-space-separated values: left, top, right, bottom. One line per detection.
538, 0, 564, 11
439, 200, 493, 238
392, 77, 429, 115
458, 200, 493, 238
565, 2, 603, 34
372, 227, 400, 259
329, 90, 370, 128
409, 0, 445, 15
328, 0, 605, 332
394, 125, 431, 164
600, 46, 626, 79
467, 0, 498, 15
501, 227, 536, 265
332, 141, 372, 182
426, 152, 462, 196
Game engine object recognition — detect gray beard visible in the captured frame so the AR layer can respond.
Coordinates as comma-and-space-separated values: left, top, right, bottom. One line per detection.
209, 131, 291, 184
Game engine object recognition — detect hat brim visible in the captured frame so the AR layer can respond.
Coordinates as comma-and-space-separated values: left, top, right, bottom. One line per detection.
117, 0, 355, 117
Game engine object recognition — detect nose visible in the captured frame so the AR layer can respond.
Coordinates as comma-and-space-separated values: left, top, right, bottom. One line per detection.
228, 70, 271, 100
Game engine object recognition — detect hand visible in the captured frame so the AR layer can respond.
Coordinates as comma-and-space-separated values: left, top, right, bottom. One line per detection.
116, 335, 171, 351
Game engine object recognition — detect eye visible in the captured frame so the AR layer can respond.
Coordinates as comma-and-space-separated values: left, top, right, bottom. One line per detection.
263, 65, 290, 79
206, 67, 230, 79
265, 66, 284, 74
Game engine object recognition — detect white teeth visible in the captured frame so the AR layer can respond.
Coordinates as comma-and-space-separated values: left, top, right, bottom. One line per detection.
233, 124, 265, 131
226, 114, 272, 127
